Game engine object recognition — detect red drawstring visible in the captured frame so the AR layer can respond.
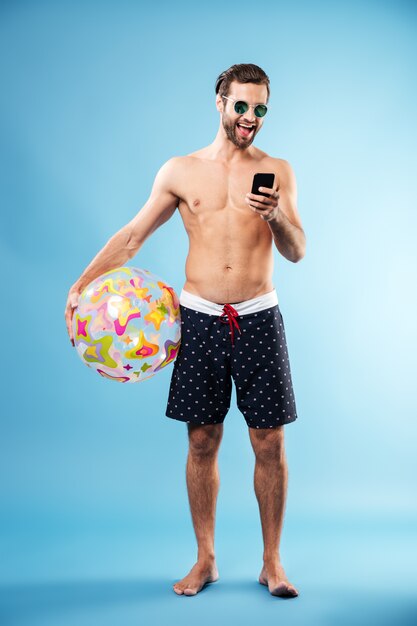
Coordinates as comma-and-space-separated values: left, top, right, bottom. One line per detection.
218, 303, 242, 346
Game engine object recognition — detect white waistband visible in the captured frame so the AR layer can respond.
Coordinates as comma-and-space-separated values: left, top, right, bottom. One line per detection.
179, 287, 278, 316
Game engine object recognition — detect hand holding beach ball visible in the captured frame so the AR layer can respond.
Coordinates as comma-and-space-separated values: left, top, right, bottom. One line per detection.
69, 267, 181, 383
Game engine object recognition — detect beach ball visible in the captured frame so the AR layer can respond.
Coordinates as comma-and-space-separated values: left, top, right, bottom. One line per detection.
72, 266, 181, 383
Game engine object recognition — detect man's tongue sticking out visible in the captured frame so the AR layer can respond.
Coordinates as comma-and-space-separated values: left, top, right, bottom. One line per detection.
236, 122, 254, 138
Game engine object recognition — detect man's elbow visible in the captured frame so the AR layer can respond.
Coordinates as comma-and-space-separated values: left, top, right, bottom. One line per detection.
292, 233, 306, 262
293, 248, 305, 263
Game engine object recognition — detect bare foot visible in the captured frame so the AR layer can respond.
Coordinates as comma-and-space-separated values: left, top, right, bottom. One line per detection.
173, 559, 219, 596
259, 559, 298, 597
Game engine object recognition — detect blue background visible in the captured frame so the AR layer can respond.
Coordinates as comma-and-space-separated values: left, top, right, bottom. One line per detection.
1, 0, 416, 624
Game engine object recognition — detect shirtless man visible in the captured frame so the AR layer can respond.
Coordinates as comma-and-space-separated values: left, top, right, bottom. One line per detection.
65, 63, 305, 598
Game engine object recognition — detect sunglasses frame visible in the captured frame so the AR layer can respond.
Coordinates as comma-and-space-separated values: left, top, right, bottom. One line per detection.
221, 95, 269, 117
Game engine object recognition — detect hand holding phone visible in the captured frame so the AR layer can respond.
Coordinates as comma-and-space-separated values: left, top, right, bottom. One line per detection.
247, 172, 279, 221
251, 173, 275, 197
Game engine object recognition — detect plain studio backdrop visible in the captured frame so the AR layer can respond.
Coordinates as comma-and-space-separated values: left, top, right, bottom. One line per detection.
0, 1, 416, 625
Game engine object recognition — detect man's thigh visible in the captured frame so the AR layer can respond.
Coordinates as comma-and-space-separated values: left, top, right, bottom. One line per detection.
165, 304, 233, 426
231, 304, 299, 429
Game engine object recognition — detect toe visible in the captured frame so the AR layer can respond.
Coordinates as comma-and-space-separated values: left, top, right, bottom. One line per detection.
184, 587, 197, 595
270, 581, 286, 595
270, 581, 298, 597
281, 582, 298, 596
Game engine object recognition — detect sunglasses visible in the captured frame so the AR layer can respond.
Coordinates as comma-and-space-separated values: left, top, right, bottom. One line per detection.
221, 95, 268, 118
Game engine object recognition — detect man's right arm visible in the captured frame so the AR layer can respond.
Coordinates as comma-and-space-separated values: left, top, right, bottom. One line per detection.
65, 157, 181, 345
72, 157, 181, 293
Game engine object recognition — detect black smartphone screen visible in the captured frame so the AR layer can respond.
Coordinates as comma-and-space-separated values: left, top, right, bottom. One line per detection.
251, 173, 275, 197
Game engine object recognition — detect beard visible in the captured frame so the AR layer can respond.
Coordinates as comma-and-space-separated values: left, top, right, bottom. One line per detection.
222, 113, 257, 150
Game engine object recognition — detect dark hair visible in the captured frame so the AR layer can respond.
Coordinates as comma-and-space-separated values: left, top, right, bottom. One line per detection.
215, 63, 270, 103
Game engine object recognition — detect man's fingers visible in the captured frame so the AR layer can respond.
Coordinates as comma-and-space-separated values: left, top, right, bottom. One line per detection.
65, 309, 74, 343
65, 288, 81, 347
65, 301, 78, 345
247, 197, 274, 209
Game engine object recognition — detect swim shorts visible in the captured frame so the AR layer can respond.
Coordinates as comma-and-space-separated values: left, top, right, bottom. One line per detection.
165, 287, 298, 429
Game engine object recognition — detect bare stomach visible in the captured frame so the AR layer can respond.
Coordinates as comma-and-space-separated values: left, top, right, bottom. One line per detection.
183, 245, 275, 304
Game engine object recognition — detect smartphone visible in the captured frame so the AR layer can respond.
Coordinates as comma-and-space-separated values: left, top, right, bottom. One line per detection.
251, 173, 275, 198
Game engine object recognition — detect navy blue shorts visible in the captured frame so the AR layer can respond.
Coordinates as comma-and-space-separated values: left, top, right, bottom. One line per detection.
165, 301, 299, 429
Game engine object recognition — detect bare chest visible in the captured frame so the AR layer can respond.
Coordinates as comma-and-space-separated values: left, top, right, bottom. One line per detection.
176, 159, 279, 226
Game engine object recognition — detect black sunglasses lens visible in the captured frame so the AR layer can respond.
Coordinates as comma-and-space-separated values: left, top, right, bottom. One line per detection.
255, 105, 267, 117
234, 101, 248, 115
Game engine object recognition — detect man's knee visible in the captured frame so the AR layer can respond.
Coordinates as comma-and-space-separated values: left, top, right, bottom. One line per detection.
187, 423, 223, 457
249, 425, 285, 463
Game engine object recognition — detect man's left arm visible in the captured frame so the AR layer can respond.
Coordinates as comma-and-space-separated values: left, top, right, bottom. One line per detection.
245, 159, 306, 263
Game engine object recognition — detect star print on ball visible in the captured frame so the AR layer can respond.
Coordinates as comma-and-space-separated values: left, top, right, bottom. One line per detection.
72, 267, 181, 383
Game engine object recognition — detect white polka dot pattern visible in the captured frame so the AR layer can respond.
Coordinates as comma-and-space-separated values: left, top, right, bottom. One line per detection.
165, 303, 298, 428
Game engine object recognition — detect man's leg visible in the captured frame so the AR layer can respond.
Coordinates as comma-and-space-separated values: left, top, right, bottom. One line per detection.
248, 425, 299, 597
173, 422, 223, 596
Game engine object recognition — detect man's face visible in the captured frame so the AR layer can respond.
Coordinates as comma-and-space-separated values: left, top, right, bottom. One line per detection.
219, 80, 268, 150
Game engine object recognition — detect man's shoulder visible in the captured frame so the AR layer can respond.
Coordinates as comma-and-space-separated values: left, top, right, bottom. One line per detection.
155, 156, 196, 202
255, 155, 295, 194
161, 155, 188, 168
263, 154, 290, 167
253, 150, 290, 168
161, 154, 197, 175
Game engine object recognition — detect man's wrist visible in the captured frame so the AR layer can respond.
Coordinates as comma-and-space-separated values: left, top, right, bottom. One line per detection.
72, 278, 87, 293
264, 206, 283, 223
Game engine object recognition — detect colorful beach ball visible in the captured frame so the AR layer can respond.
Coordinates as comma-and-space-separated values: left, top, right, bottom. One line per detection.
72, 267, 181, 383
